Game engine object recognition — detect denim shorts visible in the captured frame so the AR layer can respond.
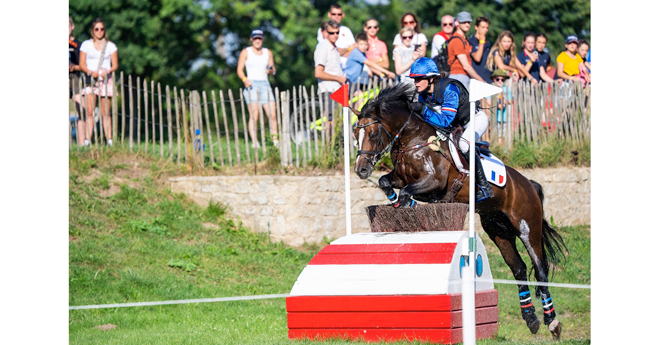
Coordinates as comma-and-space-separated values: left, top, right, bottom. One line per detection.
243, 80, 275, 105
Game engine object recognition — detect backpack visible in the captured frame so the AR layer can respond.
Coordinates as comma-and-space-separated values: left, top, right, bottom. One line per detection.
432, 35, 467, 78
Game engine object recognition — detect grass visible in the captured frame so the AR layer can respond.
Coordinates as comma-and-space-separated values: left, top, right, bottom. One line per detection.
69, 152, 590, 344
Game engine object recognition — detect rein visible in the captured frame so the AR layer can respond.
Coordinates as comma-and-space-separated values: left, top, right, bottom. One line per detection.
356, 108, 415, 168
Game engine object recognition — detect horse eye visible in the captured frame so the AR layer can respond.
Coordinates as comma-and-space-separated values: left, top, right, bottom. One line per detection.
369, 131, 377, 140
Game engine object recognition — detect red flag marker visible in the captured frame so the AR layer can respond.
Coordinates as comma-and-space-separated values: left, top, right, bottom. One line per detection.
330, 84, 349, 107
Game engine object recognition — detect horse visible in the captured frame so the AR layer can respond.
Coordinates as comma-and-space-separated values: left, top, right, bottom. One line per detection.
351, 83, 568, 339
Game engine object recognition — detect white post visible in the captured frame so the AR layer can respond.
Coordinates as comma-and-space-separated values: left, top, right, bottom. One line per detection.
342, 106, 352, 236
462, 263, 476, 345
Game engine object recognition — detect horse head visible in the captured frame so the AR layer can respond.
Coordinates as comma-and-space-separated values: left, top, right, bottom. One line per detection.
352, 83, 415, 179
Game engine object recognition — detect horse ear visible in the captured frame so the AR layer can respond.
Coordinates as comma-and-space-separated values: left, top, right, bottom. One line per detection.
350, 106, 361, 117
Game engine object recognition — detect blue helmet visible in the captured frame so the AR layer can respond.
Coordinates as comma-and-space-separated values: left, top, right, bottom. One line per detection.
409, 57, 440, 78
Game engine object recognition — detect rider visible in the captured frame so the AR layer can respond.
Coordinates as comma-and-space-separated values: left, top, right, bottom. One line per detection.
408, 57, 494, 201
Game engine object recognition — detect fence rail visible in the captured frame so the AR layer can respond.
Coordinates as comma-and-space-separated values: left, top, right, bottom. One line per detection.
68, 73, 590, 169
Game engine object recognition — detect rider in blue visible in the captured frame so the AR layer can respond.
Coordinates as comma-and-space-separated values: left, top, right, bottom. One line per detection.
408, 57, 494, 201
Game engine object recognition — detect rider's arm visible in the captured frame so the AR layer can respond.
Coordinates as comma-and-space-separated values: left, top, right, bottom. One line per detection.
419, 83, 459, 128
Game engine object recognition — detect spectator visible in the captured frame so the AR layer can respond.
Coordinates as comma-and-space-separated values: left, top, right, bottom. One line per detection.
393, 27, 422, 84
359, 18, 389, 84
314, 20, 347, 125
447, 11, 485, 88
486, 30, 518, 81
515, 32, 544, 85
577, 39, 591, 72
316, 3, 356, 69
345, 32, 395, 108
431, 15, 454, 58
486, 69, 511, 144
556, 35, 591, 85
534, 32, 555, 83
79, 18, 118, 147
237, 29, 278, 148
392, 13, 427, 57
467, 16, 491, 83
69, 17, 85, 146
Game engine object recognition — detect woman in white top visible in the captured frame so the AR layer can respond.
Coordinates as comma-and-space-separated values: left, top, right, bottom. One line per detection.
78, 18, 118, 146
237, 29, 278, 148
393, 27, 422, 84
392, 13, 427, 57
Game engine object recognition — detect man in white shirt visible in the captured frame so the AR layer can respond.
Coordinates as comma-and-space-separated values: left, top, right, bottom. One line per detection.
316, 3, 356, 68
314, 20, 347, 124
431, 15, 455, 58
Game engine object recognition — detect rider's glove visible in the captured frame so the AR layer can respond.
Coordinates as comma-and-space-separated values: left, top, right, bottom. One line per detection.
411, 102, 425, 114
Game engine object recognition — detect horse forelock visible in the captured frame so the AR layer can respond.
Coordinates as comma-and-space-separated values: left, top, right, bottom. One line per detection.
359, 83, 415, 122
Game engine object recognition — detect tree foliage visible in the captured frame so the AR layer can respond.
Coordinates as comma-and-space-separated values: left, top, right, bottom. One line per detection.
69, 0, 590, 93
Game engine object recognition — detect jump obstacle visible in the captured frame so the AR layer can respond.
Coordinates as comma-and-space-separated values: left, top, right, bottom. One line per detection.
286, 203, 499, 344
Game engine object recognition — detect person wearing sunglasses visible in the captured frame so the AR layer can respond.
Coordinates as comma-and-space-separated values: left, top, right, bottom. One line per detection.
486, 69, 512, 144
408, 57, 494, 201
237, 29, 279, 148
314, 20, 347, 126
393, 27, 422, 84
392, 13, 427, 57
316, 3, 356, 69
357, 18, 389, 84
78, 17, 118, 147
431, 15, 454, 58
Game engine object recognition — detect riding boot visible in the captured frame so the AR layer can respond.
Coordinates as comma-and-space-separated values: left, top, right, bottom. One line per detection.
461, 150, 494, 202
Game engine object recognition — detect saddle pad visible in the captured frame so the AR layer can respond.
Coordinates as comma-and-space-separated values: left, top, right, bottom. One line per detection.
448, 134, 507, 187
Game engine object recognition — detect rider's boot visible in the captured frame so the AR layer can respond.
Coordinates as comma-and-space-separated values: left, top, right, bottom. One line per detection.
461, 150, 494, 202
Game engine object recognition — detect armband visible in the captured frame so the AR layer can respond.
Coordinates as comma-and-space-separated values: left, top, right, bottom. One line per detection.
479, 40, 485, 44
242, 77, 248, 82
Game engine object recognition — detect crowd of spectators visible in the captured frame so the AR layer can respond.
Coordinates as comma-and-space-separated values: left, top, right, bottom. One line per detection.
69, 4, 590, 147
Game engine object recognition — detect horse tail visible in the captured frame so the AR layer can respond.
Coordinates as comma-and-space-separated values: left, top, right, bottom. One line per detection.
529, 180, 569, 297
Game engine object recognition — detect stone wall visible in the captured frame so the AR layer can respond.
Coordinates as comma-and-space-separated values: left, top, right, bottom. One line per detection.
169, 167, 589, 246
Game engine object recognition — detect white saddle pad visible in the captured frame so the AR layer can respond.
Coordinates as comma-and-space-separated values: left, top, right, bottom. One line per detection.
447, 134, 507, 188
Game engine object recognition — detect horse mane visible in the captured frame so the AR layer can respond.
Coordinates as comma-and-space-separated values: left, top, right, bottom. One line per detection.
359, 82, 416, 119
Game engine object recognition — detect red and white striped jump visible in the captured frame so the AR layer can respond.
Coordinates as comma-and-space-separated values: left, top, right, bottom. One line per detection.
286, 231, 498, 344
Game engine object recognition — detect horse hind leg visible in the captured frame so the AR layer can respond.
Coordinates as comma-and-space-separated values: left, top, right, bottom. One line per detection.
518, 218, 563, 340
481, 215, 541, 334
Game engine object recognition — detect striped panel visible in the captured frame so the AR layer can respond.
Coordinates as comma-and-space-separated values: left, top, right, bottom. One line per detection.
330, 231, 465, 245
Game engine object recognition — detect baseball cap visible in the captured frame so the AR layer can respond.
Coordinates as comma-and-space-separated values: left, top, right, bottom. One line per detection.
456, 11, 472, 23
565, 35, 578, 44
250, 29, 264, 39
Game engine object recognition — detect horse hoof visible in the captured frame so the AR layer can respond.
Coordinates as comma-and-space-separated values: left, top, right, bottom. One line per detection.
548, 319, 562, 340
527, 319, 541, 334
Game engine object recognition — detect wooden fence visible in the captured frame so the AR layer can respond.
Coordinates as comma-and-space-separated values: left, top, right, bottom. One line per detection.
68, 73, 590, 169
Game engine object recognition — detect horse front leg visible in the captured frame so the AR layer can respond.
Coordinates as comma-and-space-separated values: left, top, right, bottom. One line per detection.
394, 176, 441, 208
379, 170, 404, 206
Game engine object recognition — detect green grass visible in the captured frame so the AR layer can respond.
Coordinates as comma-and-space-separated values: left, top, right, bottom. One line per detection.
69, 152, 590, 344
490, 138, 590, 169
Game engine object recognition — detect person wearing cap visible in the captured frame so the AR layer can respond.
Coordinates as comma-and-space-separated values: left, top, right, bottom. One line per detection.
486, 69, 512, 143
237, 29, 278, 148
447, 11, 485, 89
556, 35, 590, 85
316, 3, 356, 69
408, 57, 494, 202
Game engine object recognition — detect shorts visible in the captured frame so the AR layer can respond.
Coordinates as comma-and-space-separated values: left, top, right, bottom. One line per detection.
243, 80, 275, 105
81, 76, 114, 97
69, 74, 81, 98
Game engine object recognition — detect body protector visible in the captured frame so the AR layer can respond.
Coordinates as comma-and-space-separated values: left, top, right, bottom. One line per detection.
417, 78, 473, 129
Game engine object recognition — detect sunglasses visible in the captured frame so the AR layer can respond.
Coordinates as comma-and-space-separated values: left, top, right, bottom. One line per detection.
494, 77, 506, 82
442, 23, 454, 27
367, 25, 378, 29
402, 36, 413, 40
403, 21, 415, 25
327, 31, 339, 35
330, 12, 343, 16
94, 27, 105, 32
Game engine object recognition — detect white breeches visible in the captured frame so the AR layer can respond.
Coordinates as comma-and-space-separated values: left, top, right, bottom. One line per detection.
459, 109, 488, 153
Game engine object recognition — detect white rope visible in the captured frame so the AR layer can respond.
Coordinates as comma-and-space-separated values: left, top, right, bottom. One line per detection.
69, 293, 290, 310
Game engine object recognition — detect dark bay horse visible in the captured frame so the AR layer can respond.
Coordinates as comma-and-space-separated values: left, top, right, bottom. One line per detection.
352, 83, 568, 339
